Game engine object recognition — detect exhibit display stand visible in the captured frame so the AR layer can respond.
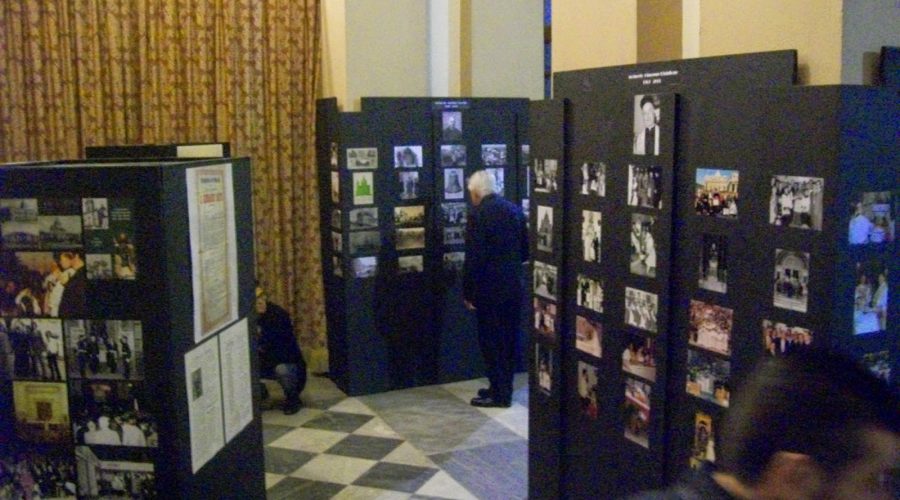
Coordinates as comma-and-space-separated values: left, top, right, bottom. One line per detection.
85, 142, 231, 159
316, 97, 530, 396
0, 157, 264, 498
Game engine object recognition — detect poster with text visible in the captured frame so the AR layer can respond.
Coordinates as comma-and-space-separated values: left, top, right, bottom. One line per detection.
219, 319, 253, 442
184, 337, 225, 473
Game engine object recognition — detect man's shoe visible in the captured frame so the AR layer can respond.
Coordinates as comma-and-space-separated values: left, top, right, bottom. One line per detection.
470, 396, 510, 408
282, 401, 302, 415
477, 388, 491, 398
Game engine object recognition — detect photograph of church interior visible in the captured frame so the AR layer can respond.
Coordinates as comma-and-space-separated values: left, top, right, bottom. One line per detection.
0, 1, 897, 499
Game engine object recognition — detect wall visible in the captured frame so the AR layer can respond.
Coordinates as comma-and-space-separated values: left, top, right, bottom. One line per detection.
320, 0, 347, 103
841, 0, 900, 84
551, 0, 638, 73
637, 0, 683, 63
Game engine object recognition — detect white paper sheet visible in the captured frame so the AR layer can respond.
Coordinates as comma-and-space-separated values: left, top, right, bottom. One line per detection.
219, 318, 254, 442
184, 337, 225, 473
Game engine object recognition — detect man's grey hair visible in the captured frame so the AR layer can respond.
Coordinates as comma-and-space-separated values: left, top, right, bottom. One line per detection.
467, 169, 497, 197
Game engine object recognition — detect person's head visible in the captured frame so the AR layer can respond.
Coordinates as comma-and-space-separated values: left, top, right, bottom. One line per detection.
640, 94, 660, 128
467, 170, 497, 206
255, 284, 267, 315
717, 350, 899, 500
98, 416, 110, 430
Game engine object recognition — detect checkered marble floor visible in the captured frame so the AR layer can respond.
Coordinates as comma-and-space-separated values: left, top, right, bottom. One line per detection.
263, 374, 528, 500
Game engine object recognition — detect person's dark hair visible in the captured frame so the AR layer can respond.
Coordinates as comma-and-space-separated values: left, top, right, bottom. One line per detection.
640, 94, 659, 109
719, 349, 899, 485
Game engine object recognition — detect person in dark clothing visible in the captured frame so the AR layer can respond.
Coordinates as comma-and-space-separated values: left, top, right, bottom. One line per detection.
463, 170, 528, 408
628, 350, 899, 500
256, 285, 306, 415
56, 251, 86, 318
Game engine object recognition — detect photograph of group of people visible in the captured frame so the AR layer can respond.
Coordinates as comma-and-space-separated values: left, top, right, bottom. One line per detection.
579, 161, 606, 197
1, 251, 86, 318
621, 332, 656, 382
70, 380, 156, 448
481, 144, 507, 166
75, 446, 155, 499
628, 165, 662, 210
63, 320, 142, 380
536, 205, 554, 253
0, 318, 65, 381
688, 300, 733, 357
768, 175, 824, 231
533, 298, 556, 340
623, 377, 651, 448
848, 191, 894, 245
762, 320, 812, 356
575, 315, 602, 358
576, 274, 604, 314
533, 159, 558, 193
577, 361, 600, 419
629, 214, 658, 278
853, 259, 889, 335
581, 210, 602, 264
698, 234, 728, 294
625, 287, 658, 334
0, 445, 77, 499
533, 261, 558, 301
440, 202, 467, 227
772, 249, 810, 313
694, 169, 739, 218
685, 349, 731, 408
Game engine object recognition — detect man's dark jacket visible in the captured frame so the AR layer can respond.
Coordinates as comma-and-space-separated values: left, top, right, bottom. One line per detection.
257, 302, 304, 370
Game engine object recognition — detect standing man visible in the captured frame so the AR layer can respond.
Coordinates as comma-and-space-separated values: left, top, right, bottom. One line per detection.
256, 284, 306, 415
463, 170, 528, 408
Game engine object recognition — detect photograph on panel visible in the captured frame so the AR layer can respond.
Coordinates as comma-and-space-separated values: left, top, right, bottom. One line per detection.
329, 142, 338, 169
398, 171, 421, 201
13, 380, 71, 443
393, 145, 423, 168
853, 258, 889, 335
64, 320, 143, 381
848, 191, 894, 245
577, 361, 600, 420
769, 175, 824, 230
576, 274, 604, 314
485, 167, 505, 196
346, 147, 378, 169
533, 297, 557, 341
633, 94, 661, 156
394, 205, 425, 228
444, 226, 465, 245
533, 261, 559, 301
694, 168, 739, 218
762, 320, 812, 356
623, 377, 652, 448
70, 380, 156, 447
580, 161, 606, 197
628, 164, 663, 210
440, 145, 467, 167
772, 249, 810, 313
533, 159, 558, 193
75, 446, 155, 498
331, 232, 342, 253
443, 168, 465, 200
352, 256, 378, 278
352, 172, 375, 205
85, 255, 113, 280
535, 343, 553, 395
698, 234, 728, 294
333, 256, 343, 277
690, 412, 716, 468
688, 300, 733, 356
0, 444, 76, 498
7, 251, 85, 318
621, 331, 656, 382
396, 228, 425, 251
521, 145, 530, 167
0, 198, 39, 248
330, 171, 340, 204
3, 318, 65, 382
861, 350, 891, 383
349, 207, 378, 230
536, 205, 554, 253
581, 210, 602, 264
522, 199, 530, 224
82, 198, 109, 231
575, 315, 602, 359
629, 213, 658, 278
349, 231, 381, 255
443, 252, 465, 272
38, 199, 83, 249
441, 202, 467, 227
331, 209, 342, 230
624, 287, 658, 334
398, 255, 423, 274
481, 144, 507, 166
442, 111, 463, 142
685, 349, 731, 408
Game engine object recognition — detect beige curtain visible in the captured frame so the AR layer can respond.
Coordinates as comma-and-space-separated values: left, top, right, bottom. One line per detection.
0, 0, 328, 371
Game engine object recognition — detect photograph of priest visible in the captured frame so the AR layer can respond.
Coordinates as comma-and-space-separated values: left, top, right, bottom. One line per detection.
255, 284, 306, 415
463, 170, 529, 408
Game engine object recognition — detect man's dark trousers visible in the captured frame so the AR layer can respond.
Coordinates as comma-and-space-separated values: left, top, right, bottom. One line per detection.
477, 296, 519, 404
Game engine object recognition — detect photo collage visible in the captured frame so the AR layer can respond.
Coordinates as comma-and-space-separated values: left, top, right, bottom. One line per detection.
440, 111, 465, 273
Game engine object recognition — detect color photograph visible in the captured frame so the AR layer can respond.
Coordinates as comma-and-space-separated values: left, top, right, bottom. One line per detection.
581, 210, 602, 264
623, 377, 651, 448
628, 164, 662, 210
575, 315, 602, 359
577, 361, 600, 419
481, 144, 507, 166
4, 251, 86, 318
13, 380, 71, 443
624, 287, 658, 334
690, 412, 716, 468
579, 161, 606, 197
629, 213, 658, 278
698, 234, 728, 294
576, 274, 603, 314
685, 349, 731, 408
533, 261, 558, 301
398, 255, 423, 274
853, 259, 889, 335
347, 147, 378, 169
848, 191, 894, 245
533, 159, 558, 193
396, 227, 425, 251
393, 145, 423, 168
533, 297, 557, 341
536, 205, 554, 253
688, 300, 733, 356
394, 206, 425, 228
352, 172, 375, 205
622, 332, 656, 382
762, 320, 812, 356
773, 249, 810, 313
769, 175, 824, 230
694, 169, 739, 218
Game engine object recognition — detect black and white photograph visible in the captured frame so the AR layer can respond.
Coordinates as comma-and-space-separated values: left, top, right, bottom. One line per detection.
347, 147, 378, 169
688, 300, 733, 356
4, 318, 66, 381
443, 252, 465, 272
629, 213, 658, 278
695, 169, 739, 218
481, 144, 507, 166
769, 175, 824, 230
398, 171, 421, 200
443, 168, 465, 200
0, 444, 77, 499
38, 215, 82, 249
444, 226, 465, 245
685, 349, 731, 408
533, 261, 558, 300
576, 274, 603, 314
394, 206, 425, 227
82, 198, 109, 230
577, 361, 600, 419
762, 320, 812, 356
86, 254, 113, 280
624, 287, 658, 334
13, 380, 71, 443
633, 93, 661, 156
575, 315, 602, 359
440, 145, 467, 167
623, 377, 651, 448
441, 202, 467, 226
3, 251, 86, 318
330, 141, 338, 169
853, 259, 889, 335
396, 227, 425, 251
533, 159, 558, 193
579, 161, 606, 197
485, 167, 505, 195
331, 232, 342, 253
581, 210, 602, 264
698, 234, 728, 294
862, 351, 891, 383
848, 191, 894, 245
349, 207, 378, 230
628, 164, 663, 209
393, 145, 423, 168
522, 199, 530, 224
70, 380, 157, 447
333, 256, 343, 277
64, 320, 144, 380
533, 298, 557, 340
622, 332, 656, 382
398, 255, 423, 274
352, 257, 378, 278
331, 209, 342, 230
352, 172, 375, 205
442, 111, 463, 141
536, 344, 553, 395
330, 171, 340, 204
521, 145, 530, 167
773, 249, 810, 313
0, 198, 40, 248
75, 446, 156, 498
536, 205, 554, 253
349, 231, 381, 255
